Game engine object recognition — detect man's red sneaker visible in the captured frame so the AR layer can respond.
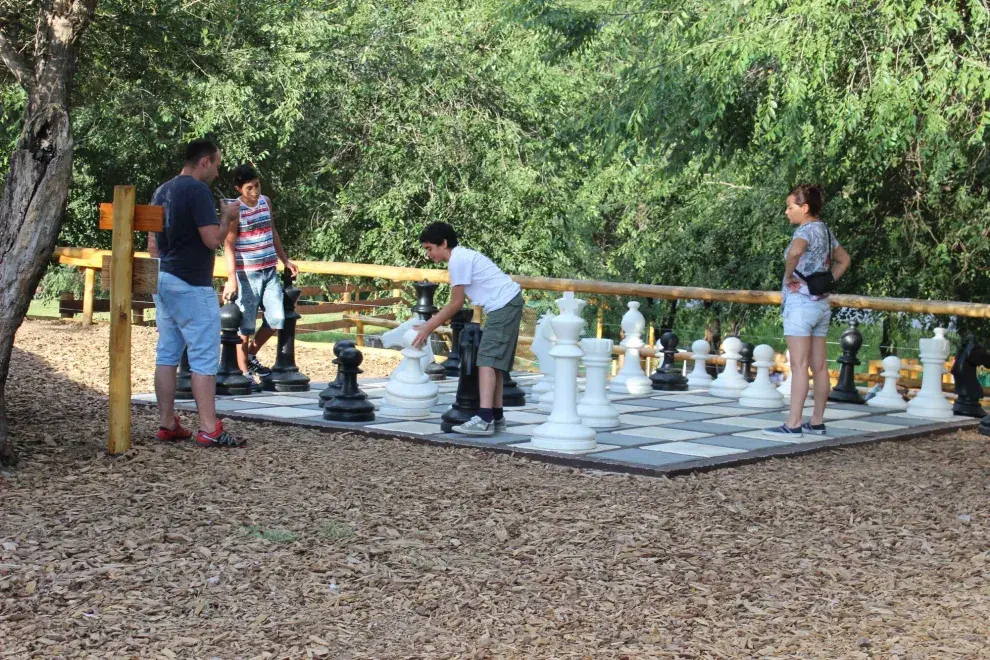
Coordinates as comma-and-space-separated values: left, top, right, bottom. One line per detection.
195, 421, 247, 448
156, 415, 193, 442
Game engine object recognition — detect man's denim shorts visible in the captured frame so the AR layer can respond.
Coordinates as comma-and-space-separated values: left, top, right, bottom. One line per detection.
782, 295, 831, 338
235, 267, 285, 336
154, 271, 221, 375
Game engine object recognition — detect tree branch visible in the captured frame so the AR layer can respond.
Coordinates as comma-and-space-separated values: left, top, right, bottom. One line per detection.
0, 30, 33, 89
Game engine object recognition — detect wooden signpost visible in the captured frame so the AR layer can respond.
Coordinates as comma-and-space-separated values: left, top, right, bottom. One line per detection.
100, 185, 164, 455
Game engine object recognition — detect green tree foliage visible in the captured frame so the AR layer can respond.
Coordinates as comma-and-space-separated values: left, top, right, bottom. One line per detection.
2, 0, 988, 308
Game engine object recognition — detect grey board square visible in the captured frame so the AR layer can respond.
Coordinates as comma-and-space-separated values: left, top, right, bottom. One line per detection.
437, 432, 532, 446
318, 416, 404, 428
215, 400, 274, 412
693, 434, 792, 451
740, 413, 872, 437
586, 447, 697, 467
860, 414, 945, 427
616, 398, 688, 410
279, 391, 323, 401
639, 409, 727, 422
584, 432, 667, 448
665, 421, 773, 436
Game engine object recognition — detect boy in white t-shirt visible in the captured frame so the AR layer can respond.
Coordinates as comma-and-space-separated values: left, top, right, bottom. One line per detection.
413, 222, 524, 436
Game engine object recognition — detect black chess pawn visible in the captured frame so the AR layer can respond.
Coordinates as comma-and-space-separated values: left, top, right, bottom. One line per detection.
319, 340, 357, 408
267, 271, 311, 392
441, 323, 482, 432
412, 280, 447, 381
739, 342, 755, 382
829, 321, 865, 404
650, 331, 689, 391
980, 415, 990, 437
216, 298, 253, 396
951, 337, 990, 417
501, 363, 527, 407
323, 347, 376, 422
176, 348, 194, 400
444, 307, 474, 376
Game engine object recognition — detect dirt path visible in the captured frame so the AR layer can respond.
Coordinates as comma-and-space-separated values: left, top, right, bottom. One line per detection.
1, 319, 988, 658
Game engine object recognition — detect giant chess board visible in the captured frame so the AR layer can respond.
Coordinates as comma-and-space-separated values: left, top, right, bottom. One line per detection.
133, 372, 978, 476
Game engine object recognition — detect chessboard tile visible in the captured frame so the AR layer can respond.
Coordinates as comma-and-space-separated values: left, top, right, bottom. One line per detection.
616, 414, 680, 427
612, 426, 712, 442
614, 398, 689, 410
700, 416, 785, 430
235, 395, 320, 407
503, 410, 550, 424
245, 406, 330, 419
693, 434, 792, 451
366, 421, 444, 435
508, 441, 620, 456
827, 418, 906, 432
677, 404, 766, 416
586, 447, 699, 466
641, 441, 746, 458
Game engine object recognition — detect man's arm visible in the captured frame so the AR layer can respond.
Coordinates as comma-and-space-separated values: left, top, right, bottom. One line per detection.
198, 200, 239, 250
412, 285, 466, 347
222, 220, 239, 301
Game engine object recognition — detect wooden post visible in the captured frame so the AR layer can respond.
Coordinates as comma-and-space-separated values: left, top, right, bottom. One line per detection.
82, 267, 96, 325
355, 320, 365, 346
645, 325, 656, 373
108, 186, 135, 456
59, 292, 75, 319
596, 308, 604, 339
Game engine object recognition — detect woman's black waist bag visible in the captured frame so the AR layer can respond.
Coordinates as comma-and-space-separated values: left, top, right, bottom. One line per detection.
794, 224, 836, 296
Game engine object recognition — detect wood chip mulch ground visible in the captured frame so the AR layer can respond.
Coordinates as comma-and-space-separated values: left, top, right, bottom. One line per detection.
1, 319, 988, 659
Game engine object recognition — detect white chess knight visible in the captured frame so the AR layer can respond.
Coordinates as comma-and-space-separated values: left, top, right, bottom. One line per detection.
867, 355, 909, 410
577, 338, 621, 429
777, 349, 812, 401
708, 336, 749, 398
906, 327, 954, 419
532, 292, 597, 451
531, 311, 556, 399
379, 320, 440, 419
609, 301, 654, 395
739, 344, 785, 408
686, 339, 713, 390
382, 317, 435, 381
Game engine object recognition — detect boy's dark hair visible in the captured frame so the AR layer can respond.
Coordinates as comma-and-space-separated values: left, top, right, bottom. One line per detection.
233, 164, 260, 188
184, 139, 219, 166
789, 183, 825, 217
418, 222, 459, 248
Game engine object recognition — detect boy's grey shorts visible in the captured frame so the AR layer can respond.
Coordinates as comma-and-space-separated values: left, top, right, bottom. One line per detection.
477, 293, 524, 372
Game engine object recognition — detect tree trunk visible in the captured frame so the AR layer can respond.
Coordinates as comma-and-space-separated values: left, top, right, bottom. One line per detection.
0, 0, 98, 466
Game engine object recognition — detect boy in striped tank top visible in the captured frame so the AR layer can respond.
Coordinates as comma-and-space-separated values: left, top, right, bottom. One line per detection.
223, 165, 299, 381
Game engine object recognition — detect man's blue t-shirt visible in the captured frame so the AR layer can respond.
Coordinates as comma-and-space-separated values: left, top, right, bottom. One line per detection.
151, 175, 218, 287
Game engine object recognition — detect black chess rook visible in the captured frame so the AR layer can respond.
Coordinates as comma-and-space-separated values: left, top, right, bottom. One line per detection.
412, 280, 447, 382
444, 307, 474, 376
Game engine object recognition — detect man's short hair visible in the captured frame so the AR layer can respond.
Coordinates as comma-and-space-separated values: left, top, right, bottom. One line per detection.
233, 164, 260, 188
419, 222, 459, 249
184, 139, 219, 166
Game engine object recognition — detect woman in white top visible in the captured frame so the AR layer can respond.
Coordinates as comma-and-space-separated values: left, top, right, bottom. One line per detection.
765, 184, 851, 439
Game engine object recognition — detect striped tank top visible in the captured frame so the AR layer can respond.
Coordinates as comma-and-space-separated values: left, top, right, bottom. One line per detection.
234, 195, 279, 272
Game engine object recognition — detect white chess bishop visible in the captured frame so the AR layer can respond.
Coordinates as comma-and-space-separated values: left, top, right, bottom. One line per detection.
609, 301, 654, 395
708, 336, 748, 398
379, 320, 439, 419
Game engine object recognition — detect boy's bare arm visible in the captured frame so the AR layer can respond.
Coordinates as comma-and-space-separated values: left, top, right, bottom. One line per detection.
222, 220, 239, 301
413, 285, 465, 347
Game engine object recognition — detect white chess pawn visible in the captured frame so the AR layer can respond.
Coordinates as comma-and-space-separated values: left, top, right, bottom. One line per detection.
379, 322, 440, 419
609, 301, 654, 395
867, 355, 908, 410
777, 349, 812, 401
739, 344, 785, 408
906, 328, 954, 419
709, 336, 748, 399
532, 292, 597, 451
686, 339, 713, 390
531, 311, 556, 399
577, 338, 621, 429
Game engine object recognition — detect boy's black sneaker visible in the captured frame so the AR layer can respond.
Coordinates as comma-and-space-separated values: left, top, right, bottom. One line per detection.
246, 353, 272, 377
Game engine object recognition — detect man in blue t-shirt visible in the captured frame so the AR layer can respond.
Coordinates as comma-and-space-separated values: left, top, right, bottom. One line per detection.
148, 139, 246, 448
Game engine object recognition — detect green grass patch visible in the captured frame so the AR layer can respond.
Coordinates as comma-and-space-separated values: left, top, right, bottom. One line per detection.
244, 525, 299, 543
318, 521, 355, 540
